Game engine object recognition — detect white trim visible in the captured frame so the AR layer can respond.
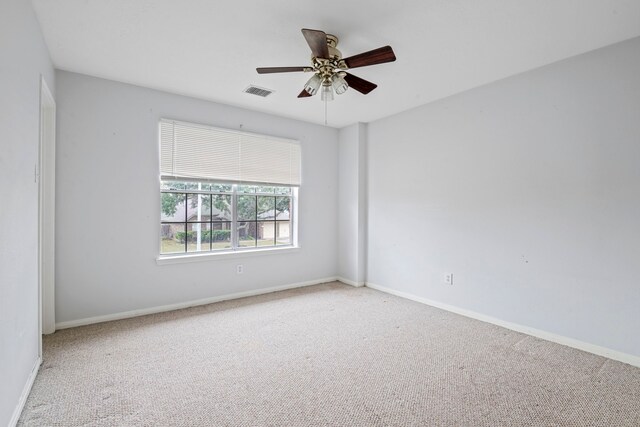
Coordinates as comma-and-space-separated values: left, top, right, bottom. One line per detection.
366, 282, 640, 368
8, 357, 41, 427
337, 277, 365, 287
156, 246, 300, 265
56, 276, 338, 329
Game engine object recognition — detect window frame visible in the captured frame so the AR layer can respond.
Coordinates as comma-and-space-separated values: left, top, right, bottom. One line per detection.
159, 181, 297, 259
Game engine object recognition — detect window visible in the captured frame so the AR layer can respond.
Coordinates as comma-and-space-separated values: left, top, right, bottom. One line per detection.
160, 181, 294, 254
159, 119, 300, 256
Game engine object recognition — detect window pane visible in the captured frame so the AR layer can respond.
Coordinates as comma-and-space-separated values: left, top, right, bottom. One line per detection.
238, 222, 257, 247
212, 195, 232, 221
276, 221, 291, 245
187, 223, 211, 253
237, 195, 257, 221
161, 223, 186, 253
161, 193, 186, 221
212, 183, 232, 193
256, 186, 275, 194
274, 186, 291, 195
238, 185, 256, 194
186, 194, 211, 222
275, 197, 290, 220
161, 181, 199, 191
257, 221, 275, 246
211, 222, 232, 250
257, 196, 275, 220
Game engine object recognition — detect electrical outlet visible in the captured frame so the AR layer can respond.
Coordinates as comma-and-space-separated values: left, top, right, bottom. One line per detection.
236, 264, 243, 274
444, 273, 453, 285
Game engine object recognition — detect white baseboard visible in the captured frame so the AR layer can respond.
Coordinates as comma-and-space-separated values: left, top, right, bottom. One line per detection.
337, 277, 365, 287
56, 276, 338, 330
366, 282, 640, 368
9, 357, 41, 427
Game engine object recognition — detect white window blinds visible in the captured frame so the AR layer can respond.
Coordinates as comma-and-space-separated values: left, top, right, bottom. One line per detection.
160, 119, 301, 186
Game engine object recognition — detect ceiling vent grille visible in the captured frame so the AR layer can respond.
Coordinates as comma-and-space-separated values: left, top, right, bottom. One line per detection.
244, 85, 274, 97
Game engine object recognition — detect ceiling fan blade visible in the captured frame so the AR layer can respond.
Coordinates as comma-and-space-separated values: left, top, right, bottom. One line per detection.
301, 28, 329, 59
257, 66, 312, 74
344, 73, 377, 94
343, 46, 396, 69
298, 89, 312, 98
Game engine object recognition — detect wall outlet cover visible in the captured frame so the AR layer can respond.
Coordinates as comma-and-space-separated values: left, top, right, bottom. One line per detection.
444, 273, 453, 285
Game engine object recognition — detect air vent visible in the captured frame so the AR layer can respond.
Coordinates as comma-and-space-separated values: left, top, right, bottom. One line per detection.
244, 85, 274, 97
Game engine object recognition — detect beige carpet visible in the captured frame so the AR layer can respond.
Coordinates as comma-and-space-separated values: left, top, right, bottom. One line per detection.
19, 282, 640, 426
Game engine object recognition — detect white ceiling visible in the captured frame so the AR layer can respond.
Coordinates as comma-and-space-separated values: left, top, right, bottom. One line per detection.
32, 0, 640, 128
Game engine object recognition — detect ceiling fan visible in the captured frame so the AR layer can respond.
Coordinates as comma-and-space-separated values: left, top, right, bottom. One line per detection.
256, 28, 396, 101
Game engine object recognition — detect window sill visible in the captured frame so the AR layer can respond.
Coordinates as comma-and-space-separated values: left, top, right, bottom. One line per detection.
156, 245, 300, 265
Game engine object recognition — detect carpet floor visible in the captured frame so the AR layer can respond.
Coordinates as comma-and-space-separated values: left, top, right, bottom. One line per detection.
19, 282, 640, 426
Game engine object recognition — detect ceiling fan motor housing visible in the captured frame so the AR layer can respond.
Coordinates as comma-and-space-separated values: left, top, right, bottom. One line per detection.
312, 34, 346, 84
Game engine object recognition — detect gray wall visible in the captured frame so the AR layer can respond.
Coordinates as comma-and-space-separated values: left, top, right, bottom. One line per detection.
54, 71, 339, 324
338, 123, 367, 285
367, 37, 640, 357
0, 0, 55, 424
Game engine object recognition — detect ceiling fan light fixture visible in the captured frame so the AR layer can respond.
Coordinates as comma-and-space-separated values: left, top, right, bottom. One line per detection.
321, 83, 334, 101
331, 74, 349, 95
304, 73, 322, 95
